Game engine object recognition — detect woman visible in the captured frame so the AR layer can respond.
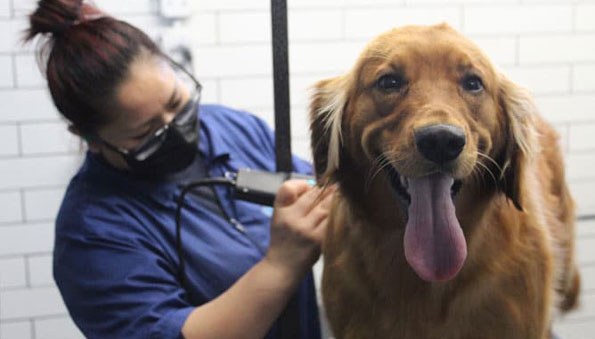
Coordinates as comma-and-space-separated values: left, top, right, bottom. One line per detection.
26, 1, 333, 338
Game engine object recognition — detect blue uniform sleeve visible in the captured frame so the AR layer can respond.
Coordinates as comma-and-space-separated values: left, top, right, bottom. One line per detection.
54, 214, 194, 339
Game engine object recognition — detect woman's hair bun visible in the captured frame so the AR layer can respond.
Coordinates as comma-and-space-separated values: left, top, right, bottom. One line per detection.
25, 0, 84, 41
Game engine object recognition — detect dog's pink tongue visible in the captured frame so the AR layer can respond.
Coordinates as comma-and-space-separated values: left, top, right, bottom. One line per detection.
403, 173, 467, 282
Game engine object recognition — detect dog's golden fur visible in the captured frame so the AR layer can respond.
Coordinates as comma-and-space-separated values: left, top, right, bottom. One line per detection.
310, 24, 579, 339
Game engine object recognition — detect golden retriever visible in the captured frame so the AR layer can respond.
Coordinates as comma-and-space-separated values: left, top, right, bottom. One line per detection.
309, 24, 579, 339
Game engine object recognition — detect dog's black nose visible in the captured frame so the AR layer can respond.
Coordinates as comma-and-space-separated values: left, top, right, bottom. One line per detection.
415, 124, 466, 164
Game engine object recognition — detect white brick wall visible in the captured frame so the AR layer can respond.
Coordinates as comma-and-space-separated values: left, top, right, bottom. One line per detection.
0, 0, 594, 338
0, 321, 33, 339
20, 123, 79, 156
23, 188, 67, 222
1, 287, 67, 320
344, 7, 461, 39
574, 64, 595, 93
0, 191, 23, 224
520, 34, 595, 64
34, 317, 84, 339
503, 65, 571, 95
576, 4, 595, 32
472, 36, 517, 65
0, 0, 10, 19
0, 125, 19, 156
0, 223, 54, 256
0, 55, 14, 88
15, 54, 45, 88
27, 255, 53, 287
569, 123, 595, 152
0, 257, 27, 289
464, 5, 573, 34
0, 90, 61, 122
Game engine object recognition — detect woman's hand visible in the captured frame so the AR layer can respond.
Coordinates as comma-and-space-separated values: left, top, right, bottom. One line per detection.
265, 180, 336, 278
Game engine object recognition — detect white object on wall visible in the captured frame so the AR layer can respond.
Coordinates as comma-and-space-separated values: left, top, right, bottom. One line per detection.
159, 0, 192, 19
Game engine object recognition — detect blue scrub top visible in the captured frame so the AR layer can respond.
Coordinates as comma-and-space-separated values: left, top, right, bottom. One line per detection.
54, 105, 321, 339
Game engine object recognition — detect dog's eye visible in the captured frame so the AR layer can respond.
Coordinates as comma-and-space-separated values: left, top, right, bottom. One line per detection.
376, 74, 406, 92
462, 75, 484, 93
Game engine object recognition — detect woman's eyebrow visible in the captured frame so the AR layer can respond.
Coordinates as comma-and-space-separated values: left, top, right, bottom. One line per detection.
165, 81, 180, 109
129, 81, 180, 134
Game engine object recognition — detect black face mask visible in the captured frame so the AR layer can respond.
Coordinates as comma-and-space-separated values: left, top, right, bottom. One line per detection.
92, 97, 200, 179
124, 104, 200, 178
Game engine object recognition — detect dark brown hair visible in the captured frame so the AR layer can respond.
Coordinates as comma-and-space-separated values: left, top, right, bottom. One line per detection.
25, 0, 162, 134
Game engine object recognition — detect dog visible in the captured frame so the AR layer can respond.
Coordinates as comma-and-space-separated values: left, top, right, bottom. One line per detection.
309, 24, 580, 339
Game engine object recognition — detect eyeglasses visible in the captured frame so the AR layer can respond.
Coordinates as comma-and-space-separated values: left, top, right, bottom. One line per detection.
90, 56, 202, 161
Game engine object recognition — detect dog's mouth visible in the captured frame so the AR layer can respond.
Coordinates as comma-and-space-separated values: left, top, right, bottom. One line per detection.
385, 166, 463, 207
384, 165, 467, 282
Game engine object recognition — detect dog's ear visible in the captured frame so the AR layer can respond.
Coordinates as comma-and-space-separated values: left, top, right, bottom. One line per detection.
309, 75, 350, 183
497, 75, 539, 211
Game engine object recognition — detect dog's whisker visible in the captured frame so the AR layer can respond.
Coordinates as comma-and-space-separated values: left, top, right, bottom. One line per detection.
476, 152, 504, 177
476, 160, 498, 187
365, 150, 409, 193
366, 154, 391, 192
470, 164, 486, 190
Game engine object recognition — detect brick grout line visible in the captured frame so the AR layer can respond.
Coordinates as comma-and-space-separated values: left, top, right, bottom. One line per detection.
578, 215, 595, 222
0, 251, 53, 260
16, 122, 22, 156
11, 53, 17, 89
563, 122, 571, 154
569, 177, 595, 185
569, 63, 574, 94
572, 3, 577, 33
0, 185, 64, 194
459, 4, 465, 34
31, 318, 36, 339
567, 149, 595, 156
216, 78, 222, 103
198, 30, 595, 44
20, 187, 26, 224
22, 185, 67, 193
24, 254, 30, 288
4, 121, 65, 127
3, 221, 58, 229
0, 313, 70, 324
534, 92, 595, 98
214, 11, 221, 45
514, 34, 521, 66
0, 119, 62, 126
340, 8, 346, 41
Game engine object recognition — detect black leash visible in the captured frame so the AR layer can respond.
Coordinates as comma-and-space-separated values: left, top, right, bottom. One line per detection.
272, 0, 293, 174
271, 1, 301, 338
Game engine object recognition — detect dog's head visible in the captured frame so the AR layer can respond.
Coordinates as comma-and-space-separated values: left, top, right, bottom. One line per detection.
310, 24, 538, 282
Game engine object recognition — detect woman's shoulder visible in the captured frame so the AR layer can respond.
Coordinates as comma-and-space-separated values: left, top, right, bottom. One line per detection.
199, 104, 275, 154
55, 169, 162, 242
200, 104, 270, 133
56, 176, 129, 234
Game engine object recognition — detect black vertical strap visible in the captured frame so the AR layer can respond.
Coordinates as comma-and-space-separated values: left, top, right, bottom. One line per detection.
271, 0, 293, 173
272, 3, 301, 339
279, 294, 300, 339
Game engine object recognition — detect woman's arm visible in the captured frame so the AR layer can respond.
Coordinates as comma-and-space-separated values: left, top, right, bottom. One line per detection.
181, 255, 300, 339
181, 180, 334, 339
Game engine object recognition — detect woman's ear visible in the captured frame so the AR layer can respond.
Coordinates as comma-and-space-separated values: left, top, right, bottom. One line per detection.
309, 75, 350, 184
68, 125, 100, 153
497, 75, 539, 211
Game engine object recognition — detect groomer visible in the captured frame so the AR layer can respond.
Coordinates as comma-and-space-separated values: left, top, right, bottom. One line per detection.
26, 0, 333, 338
